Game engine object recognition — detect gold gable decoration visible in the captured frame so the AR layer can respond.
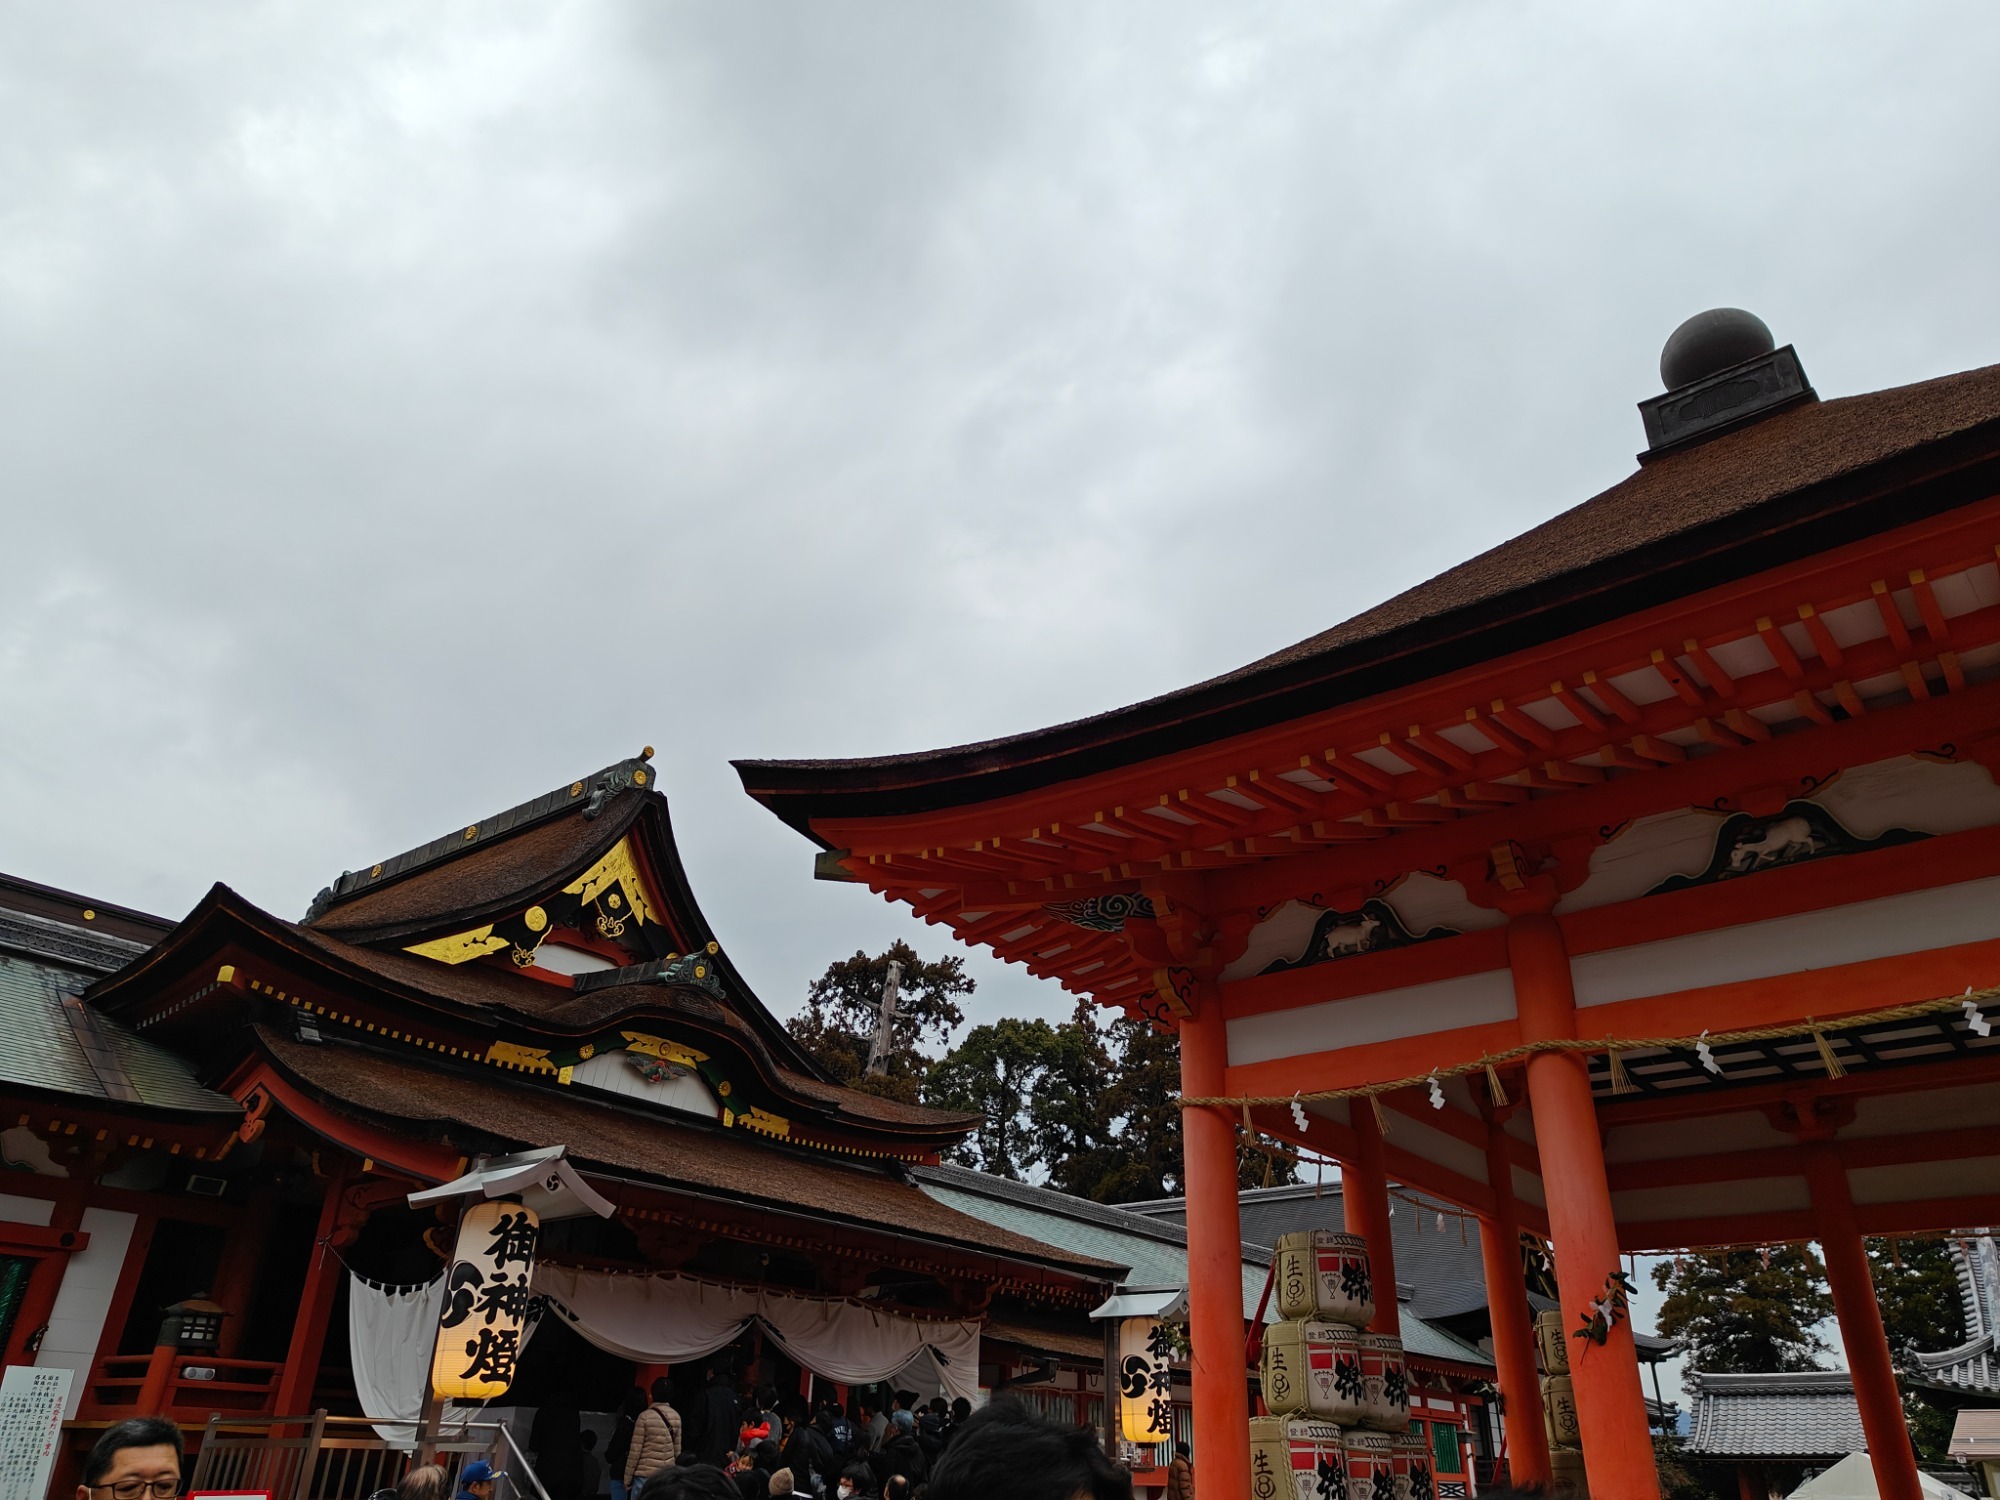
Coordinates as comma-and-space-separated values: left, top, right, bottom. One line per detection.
406, 926, 511, 965
564, 837, 659, 937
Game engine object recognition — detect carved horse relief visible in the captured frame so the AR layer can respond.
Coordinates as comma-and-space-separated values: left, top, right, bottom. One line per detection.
1259, 898, 1457, 976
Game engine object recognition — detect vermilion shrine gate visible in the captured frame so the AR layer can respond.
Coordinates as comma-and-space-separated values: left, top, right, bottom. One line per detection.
739, 316, 2000, 1500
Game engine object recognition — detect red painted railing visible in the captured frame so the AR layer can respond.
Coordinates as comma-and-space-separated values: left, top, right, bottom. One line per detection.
85, 1349, 283, 1419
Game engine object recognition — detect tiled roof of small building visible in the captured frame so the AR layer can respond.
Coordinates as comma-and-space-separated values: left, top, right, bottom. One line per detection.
0, 950, 238, 1117
1683, 1370, 1866, 1460
914, 1165, 1495, 1371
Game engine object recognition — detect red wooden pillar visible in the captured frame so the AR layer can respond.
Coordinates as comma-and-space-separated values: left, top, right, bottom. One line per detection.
1179, 988, 1251, 1500
1801, 1144, 1919, 1500
274, 1171, 347, 1416
1508, 909, 1659, 1500
4, 1196, 86, 1368
210, 1195, 274, 1359
1345, 1104, 1401, 1336
1480, 1120, 1550, 1488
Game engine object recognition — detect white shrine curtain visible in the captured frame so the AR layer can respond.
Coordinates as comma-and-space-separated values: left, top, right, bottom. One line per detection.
346, 1274, 517, 1443
531, 1267, 983, 1403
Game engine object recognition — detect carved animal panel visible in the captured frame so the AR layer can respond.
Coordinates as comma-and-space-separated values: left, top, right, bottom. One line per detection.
1256, 899, 1458, 978
1646, 800, 1924, 896
1224, 873, 1496, 982
1561, 753, 2000, 913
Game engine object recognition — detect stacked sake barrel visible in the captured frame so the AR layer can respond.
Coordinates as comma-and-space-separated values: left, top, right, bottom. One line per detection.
1252, 1230, 1427, 1500
1535, 1310, 1587, 1496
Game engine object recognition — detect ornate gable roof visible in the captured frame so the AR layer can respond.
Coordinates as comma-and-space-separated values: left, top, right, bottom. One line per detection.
87, 755, 980, 1161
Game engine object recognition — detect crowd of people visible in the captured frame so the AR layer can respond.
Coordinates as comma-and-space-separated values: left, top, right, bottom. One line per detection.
71, 1387, 1143, 1500
588, 1371, 986, 1500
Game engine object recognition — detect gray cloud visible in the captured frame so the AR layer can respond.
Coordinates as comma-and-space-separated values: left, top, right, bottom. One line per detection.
5, 0, 1999, 1066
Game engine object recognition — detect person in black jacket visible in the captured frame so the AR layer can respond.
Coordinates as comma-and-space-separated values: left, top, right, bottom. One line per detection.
607, 1390, 649, 1500
868, 1411, 927, 1491
691, 1368, 742, 1467
779, 1401, 836, 1496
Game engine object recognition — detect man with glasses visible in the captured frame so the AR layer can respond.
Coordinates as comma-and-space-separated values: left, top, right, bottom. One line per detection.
77, 1417, 185, 1500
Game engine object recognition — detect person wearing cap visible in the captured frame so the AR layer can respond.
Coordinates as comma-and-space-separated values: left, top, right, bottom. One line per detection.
456, 1460, 507, 1500
867, 1410, 926, 1490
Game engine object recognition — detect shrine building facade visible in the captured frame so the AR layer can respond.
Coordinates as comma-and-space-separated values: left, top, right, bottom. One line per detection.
0, 756, 1122, 1485
737, 315, 2000, 1500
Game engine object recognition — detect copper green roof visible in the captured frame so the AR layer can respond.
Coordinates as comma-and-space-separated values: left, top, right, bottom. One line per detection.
0, 951, 238, 1115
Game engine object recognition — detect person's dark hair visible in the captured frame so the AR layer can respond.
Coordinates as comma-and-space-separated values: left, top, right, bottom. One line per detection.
754, 1441, 781, 1471
580, 1431, 599, 1454
1172, 1443, 1189, 1460
637, 1466, 742, 1500
652, 1376, 676, 1403
883, 1480, 910, 1500
84, 1418, 185, 1487
926, 1402, 1129, 1500
757, 1384, 778, 1409
840, 1466, 873, 1492
948, 1399, 970, 1423
675, 1454, 703, 1469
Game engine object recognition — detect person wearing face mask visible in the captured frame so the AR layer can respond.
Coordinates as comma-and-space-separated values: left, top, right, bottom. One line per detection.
835, 1466, 874, 1500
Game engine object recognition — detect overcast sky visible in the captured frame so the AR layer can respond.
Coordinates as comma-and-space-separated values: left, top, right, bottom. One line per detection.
8, 0, 1994, 1398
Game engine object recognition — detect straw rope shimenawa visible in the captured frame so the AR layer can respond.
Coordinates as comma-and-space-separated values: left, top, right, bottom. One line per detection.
1178, 980, 2000, 1115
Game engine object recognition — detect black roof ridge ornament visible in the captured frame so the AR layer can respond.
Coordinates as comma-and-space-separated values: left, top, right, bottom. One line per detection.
303, 747, 658, 922
569, 943, 726, 1000
1637, 308, 1817, 462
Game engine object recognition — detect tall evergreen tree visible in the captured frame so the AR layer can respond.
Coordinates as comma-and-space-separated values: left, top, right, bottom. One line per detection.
924, 1016, 1059, 1178
785, 941, 970, 1104
1650, 1247, 1833, 1372
1032, 1000, 1127, 1199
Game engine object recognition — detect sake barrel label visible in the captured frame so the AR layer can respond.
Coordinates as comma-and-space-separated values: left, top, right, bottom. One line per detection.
1394, 1433, 1434, 1500
1344, 1430, 1396, 1500
1248, 1415, 1346, 1500
1358, 1333, 1410, 1434
1263, 1320, 1366, 1423
1274, 1231, 1375, 1325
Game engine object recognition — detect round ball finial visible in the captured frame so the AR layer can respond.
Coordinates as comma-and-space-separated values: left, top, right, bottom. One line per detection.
1660, 308, 1774, 390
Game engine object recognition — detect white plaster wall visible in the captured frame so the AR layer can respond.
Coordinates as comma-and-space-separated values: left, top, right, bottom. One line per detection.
37, 1206, 137, 1417
1570, 874, 2000, 1009
567, 1050, 721, 1118
1226, 968, 1514, 1066
0, 1193, 56, 1226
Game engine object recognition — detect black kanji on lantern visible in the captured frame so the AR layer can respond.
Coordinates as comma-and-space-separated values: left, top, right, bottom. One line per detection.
485, 1209, 540, 1269
460, 1324, 521, 1385
474, 1271, 532, 1326
1146, 1395, 1172, 1436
